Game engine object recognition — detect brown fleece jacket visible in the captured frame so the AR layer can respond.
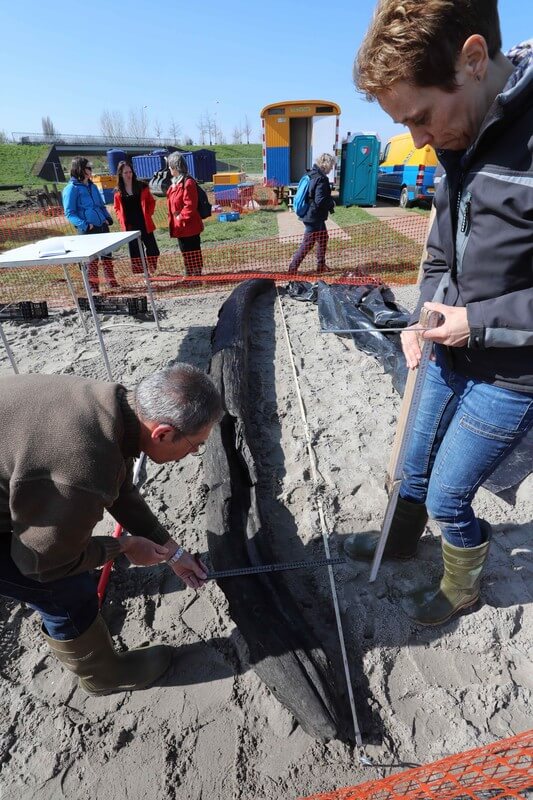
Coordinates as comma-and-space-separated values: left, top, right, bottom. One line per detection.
0, 374, 170, 582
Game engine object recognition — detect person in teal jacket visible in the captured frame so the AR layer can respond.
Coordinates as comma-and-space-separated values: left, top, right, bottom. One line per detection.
62, 157, 118, 290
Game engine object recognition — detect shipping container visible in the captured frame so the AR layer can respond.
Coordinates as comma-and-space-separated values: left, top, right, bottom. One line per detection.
132, 153, 168, 179
260, 100, 341, 188
180, 150, 216, 182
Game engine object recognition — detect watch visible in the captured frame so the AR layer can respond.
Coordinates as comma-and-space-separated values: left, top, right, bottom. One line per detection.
167, 546, 184, 565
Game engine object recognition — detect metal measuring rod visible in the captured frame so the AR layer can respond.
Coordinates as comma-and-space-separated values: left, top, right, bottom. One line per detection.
204, 557, 346, 581
369, 306, 444, 582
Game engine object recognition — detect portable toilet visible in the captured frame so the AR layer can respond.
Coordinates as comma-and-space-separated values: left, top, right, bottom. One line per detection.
339, 133, 380, 206
260, 100, 341, 187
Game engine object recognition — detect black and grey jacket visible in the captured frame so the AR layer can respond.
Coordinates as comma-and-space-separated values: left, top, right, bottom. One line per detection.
300, 166, 335, 227
415, 40, 533, 393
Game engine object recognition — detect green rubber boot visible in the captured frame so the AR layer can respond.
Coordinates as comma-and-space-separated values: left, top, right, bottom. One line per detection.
344, 496, 428, 561
401, 522, 491, 626
43, 613, 172, 695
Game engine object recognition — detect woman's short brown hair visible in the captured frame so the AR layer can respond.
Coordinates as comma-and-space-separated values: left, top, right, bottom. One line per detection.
70, 156, 91, 181
355, 0, 502, 98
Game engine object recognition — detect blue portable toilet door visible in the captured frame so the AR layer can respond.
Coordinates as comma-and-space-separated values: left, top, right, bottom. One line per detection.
353, 137, 378, 205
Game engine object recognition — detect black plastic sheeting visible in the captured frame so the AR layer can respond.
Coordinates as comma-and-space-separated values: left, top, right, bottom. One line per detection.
288, 280, 410, 394
287, 280, 532, 503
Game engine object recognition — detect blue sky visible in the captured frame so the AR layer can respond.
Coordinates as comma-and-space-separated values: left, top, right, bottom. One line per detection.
0, 0, 526, 145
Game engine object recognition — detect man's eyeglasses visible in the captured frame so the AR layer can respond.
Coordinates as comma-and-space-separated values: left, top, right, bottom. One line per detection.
179, 431, 206, 457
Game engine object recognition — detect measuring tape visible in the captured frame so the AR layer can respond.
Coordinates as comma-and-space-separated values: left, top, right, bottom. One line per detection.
369, 307, 443, 583
205, 557, 346, 581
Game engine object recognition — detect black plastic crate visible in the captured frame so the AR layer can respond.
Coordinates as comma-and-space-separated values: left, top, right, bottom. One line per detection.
0, 301, 49, 320
77, 296, 148, 316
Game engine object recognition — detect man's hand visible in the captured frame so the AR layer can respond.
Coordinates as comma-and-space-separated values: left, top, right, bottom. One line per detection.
166, 540, 207, 590
119, 535, 169, 566
421, 302, 469, 347
400, 325, 423, 369
401, 302, 470, 369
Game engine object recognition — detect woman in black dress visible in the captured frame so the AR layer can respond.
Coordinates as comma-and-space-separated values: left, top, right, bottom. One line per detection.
114, 162, 159, 274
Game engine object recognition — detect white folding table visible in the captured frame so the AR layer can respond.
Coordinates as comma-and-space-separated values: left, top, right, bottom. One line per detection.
0, 231, 160, 380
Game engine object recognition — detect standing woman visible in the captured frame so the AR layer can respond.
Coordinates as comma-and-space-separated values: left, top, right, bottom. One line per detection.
114, 162, 160, 275
62, 157, 118, 291
166, 153, 203, 277
288, 153, 336, 275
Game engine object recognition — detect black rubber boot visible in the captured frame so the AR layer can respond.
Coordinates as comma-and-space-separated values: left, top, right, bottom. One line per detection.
43, 613, 172, 695
344, 496, 428, 561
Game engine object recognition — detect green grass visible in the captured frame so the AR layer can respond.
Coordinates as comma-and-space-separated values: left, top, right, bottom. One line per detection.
188, 144, 262, 173
331, 204, 375, 227
149, 208, 280, 253
0, 144, 52, 186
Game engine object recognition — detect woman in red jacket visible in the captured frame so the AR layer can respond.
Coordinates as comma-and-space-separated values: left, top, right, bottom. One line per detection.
114, 162, 160, 274
166, 153, 203, 276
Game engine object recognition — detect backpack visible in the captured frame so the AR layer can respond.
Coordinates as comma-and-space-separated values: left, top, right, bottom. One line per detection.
195, 181, 212, 219
293, 173, 311, 217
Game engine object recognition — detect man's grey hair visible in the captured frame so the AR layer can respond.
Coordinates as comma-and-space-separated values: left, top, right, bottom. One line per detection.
316, 153, 336, 173
167, 152, 188, 174
134, 363, 222, 435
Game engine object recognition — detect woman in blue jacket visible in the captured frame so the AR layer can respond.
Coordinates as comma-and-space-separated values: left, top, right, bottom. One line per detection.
288, 153, 336, 275
62, 157, 118, 290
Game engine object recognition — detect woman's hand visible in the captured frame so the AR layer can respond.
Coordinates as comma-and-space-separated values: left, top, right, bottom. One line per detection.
119, 535, 169, 566
421, 302, 470, 347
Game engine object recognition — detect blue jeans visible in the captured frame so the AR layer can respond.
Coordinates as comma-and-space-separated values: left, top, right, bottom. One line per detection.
0, 534, 98, 640
400, 346, 533, 548
289, 223, 328, 272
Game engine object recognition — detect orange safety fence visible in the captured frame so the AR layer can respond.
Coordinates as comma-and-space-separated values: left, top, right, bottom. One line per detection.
0, 206, 430, 312
299, 729, 533, 800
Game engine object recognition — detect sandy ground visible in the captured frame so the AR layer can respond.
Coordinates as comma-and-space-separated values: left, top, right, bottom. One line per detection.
0, 286, 531, 800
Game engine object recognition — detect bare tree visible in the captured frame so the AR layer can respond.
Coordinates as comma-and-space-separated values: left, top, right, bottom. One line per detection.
168, 118, 182, 145
41, 116, 59, 138
184, 135, 194, 146
242, 115, 253, 145
128, 107, 149, 141
232, 126, 242, 144
0, 130, 8, 144
217, 127, 226, 145
154, 119, 163, 142
197, 113, 208, 146
100, 109, 125, 142
205, 111, 217, 146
